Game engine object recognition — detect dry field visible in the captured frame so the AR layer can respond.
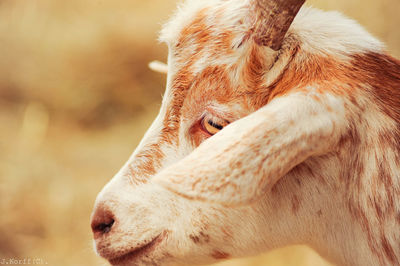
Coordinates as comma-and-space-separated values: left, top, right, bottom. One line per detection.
0, 0, 398, 265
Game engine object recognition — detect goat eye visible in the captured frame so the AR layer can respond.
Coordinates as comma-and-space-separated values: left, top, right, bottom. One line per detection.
201, 114, 228, 135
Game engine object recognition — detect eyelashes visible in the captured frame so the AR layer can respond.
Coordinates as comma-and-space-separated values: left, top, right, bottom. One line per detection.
201, 113, 229, 135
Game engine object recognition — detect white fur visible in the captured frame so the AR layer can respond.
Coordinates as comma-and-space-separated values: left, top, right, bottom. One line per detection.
91, 1, 398, 266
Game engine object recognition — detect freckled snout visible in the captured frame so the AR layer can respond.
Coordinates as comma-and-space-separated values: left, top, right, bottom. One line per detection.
90, 177, 179, 265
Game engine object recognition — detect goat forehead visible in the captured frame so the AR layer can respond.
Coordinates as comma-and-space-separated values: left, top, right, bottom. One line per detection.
163, 48, 269, 126
165, 66, 238, 121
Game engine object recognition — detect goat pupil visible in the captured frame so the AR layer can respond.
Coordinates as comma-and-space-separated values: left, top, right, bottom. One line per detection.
208, 120, 223, 130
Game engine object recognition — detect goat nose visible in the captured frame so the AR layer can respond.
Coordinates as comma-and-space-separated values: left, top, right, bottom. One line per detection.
91, 203, 115, 238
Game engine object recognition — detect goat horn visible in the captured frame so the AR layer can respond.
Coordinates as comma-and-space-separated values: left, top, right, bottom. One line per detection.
252, 0, 305, 50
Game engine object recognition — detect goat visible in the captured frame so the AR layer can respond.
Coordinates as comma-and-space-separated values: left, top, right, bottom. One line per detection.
91, 0, 400, 265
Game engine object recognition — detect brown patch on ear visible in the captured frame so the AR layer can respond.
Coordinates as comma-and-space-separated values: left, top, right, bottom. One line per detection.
211, 250, 231, 260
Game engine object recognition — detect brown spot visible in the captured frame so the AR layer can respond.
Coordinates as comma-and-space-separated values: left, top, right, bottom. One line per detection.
189, 234, 200, 244
211, 250, 231, 260
200, 231, 210, 243
189, 231, 210, 245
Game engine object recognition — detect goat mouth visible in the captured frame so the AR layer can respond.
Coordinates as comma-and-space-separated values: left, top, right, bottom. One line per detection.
108, 232, 166, 265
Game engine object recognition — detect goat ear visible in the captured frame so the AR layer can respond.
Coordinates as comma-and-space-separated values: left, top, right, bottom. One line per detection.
251, 0, 305, 50
153, 92, 346, 206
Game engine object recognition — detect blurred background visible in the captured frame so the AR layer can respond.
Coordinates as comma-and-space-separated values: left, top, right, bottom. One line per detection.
0, 0, 398, 265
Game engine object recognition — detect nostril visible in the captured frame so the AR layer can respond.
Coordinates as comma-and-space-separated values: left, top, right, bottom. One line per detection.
91, 204, 116, 236
94, 219, 115, 234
